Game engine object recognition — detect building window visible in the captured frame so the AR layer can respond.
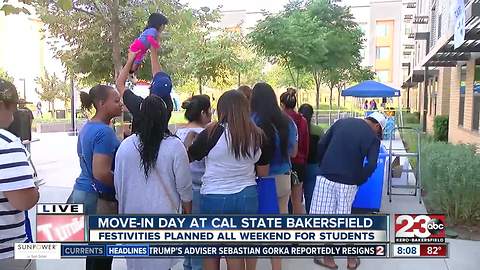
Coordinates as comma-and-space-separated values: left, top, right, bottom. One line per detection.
473, 62, 480, 131
459, 65, 467, 127
376, 24, 388, 37
377, 70, 390, 82
376, 47, 390, 60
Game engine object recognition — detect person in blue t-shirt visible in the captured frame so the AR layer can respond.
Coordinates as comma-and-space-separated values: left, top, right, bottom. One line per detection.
248, 82, 298, 270
67, 84, 122, 270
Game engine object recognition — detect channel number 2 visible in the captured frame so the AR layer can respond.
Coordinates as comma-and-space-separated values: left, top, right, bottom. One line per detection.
396, 215, 431, 238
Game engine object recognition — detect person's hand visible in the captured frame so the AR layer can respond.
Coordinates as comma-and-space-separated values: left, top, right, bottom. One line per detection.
150, 45, 158, 55
127, 50, 139, 62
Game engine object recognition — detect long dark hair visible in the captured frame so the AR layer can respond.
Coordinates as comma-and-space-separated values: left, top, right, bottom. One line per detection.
181, 95, 210, 123
136, 95, 171, 177
210, 90, 263, 159
280, 88, 297, 109
145, 13, 169, 31
251, 82, 290, 159
80, 84, 112, 112
298, 103, 314, 129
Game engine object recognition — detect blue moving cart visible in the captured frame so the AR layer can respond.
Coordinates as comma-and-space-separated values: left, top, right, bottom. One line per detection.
352, 145, 388, 212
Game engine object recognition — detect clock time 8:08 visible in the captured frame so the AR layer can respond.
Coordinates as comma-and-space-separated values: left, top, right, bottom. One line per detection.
397, 246, 417, 255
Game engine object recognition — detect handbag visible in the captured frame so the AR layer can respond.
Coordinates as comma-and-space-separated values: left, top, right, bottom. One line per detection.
291, 170, 300, 185
96, 193, 118, 215
256, 176, 280, 214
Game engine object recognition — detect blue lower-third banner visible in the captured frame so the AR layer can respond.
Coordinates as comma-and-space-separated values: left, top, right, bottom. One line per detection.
61, 244, 387, 257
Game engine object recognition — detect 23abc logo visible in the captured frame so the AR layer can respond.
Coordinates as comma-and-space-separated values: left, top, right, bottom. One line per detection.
395, 215, 445, 238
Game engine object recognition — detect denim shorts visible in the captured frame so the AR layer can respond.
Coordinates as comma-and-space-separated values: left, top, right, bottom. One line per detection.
200, 185, 258, 214
67, 189, 98, 215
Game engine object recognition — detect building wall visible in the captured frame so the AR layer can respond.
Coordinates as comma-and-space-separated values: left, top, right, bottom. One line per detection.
0, 12, 63, 105
340, 0, 404, 88
448, 62, 480, 145
370, 0, 403, 88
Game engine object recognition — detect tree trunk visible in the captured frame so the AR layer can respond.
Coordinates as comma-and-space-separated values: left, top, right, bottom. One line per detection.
237, 72, 241, 87
313, 72, 321, 126
337, 87, 341, 109
329, 85, 334, 125
51, 102, 55, 118
314, 73, 320, 110
111, 0, 122, 81
198, 76, 203, 95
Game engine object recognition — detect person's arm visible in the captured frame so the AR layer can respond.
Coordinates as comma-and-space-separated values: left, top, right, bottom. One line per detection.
92, 154, 114, 187
116, 50, 138, 97
4, 188, 39, 211
317, 124, 334, 164
150, 46, 161, 77
188, 124, 223, 162
256, 130, 273, 177
147, 35, 160, 49
1, 142, 39, 211
300, 117, 310, 159
173, 140, 193, 214
91, 128, 117, 188
361, 139, 380, 182
289, 120, 299, 158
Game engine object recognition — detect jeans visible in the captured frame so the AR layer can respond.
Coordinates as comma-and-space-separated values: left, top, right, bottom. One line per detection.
184, 190, 203, 270
67, 189, 112, 270
304, 164, 320, 214
200, 185, 258, 214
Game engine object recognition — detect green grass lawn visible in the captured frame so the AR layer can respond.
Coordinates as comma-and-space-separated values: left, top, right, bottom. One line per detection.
169, 111, 187, 125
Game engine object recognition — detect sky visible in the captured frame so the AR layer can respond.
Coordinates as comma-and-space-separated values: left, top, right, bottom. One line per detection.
180, 0, 290, 12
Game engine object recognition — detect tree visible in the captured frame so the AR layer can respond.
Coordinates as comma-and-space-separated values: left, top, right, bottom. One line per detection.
248, 6, 311, 90
33, 0, 216, 86
35, 70, 68, 116
250, 0, 365, 111
0, 67, 13, 82
186, 32, 238, 94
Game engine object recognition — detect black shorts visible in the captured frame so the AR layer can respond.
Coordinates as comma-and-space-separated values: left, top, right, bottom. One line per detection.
292, 163, 306, 184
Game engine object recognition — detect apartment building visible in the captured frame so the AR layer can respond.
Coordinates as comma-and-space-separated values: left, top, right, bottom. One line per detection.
336, 0, 414, 89
403, 0, 480, 145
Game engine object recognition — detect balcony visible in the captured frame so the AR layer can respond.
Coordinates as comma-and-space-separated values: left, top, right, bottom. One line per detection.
413, 16, 429, 24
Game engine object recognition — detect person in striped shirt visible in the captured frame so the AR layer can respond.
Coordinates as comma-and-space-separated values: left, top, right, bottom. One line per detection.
0, 79, 39, 270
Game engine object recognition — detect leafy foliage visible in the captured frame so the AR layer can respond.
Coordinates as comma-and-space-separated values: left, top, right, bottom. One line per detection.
421, 141, 480, 225
0, 67, 13, 82
433, 115, 449, 142
249, 0, 365, 109
35, 69, 69, 113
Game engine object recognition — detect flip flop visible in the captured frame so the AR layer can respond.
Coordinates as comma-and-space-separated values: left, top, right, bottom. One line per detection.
313, 258, 338, 270
347, 257, 361, 270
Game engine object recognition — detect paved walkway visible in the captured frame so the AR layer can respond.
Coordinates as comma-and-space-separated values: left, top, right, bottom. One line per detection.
27, 132, 479, 270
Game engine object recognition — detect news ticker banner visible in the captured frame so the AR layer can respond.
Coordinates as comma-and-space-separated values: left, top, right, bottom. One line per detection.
14, 243, 388, 259
14, 243, 449, 259
34, 204, 447, 245
87, 215, 389, 243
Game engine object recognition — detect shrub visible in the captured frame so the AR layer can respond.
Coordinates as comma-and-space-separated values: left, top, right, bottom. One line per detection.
404, 112, 420, 124
421, 141, 480, 225
433, 115, 449, 142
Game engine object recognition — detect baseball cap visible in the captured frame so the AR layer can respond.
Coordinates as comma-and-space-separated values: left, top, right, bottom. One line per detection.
367, 112, 387, 130
150, 71, 172, 98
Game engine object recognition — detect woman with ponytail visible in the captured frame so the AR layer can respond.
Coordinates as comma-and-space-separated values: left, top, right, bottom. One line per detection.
67, 84, 123, 270
280, 88, 309, 214
114, 95, 192, 270
175, 95, 211, 270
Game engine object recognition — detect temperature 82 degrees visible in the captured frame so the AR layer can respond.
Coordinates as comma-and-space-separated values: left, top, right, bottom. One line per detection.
419, 244, 448, 257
